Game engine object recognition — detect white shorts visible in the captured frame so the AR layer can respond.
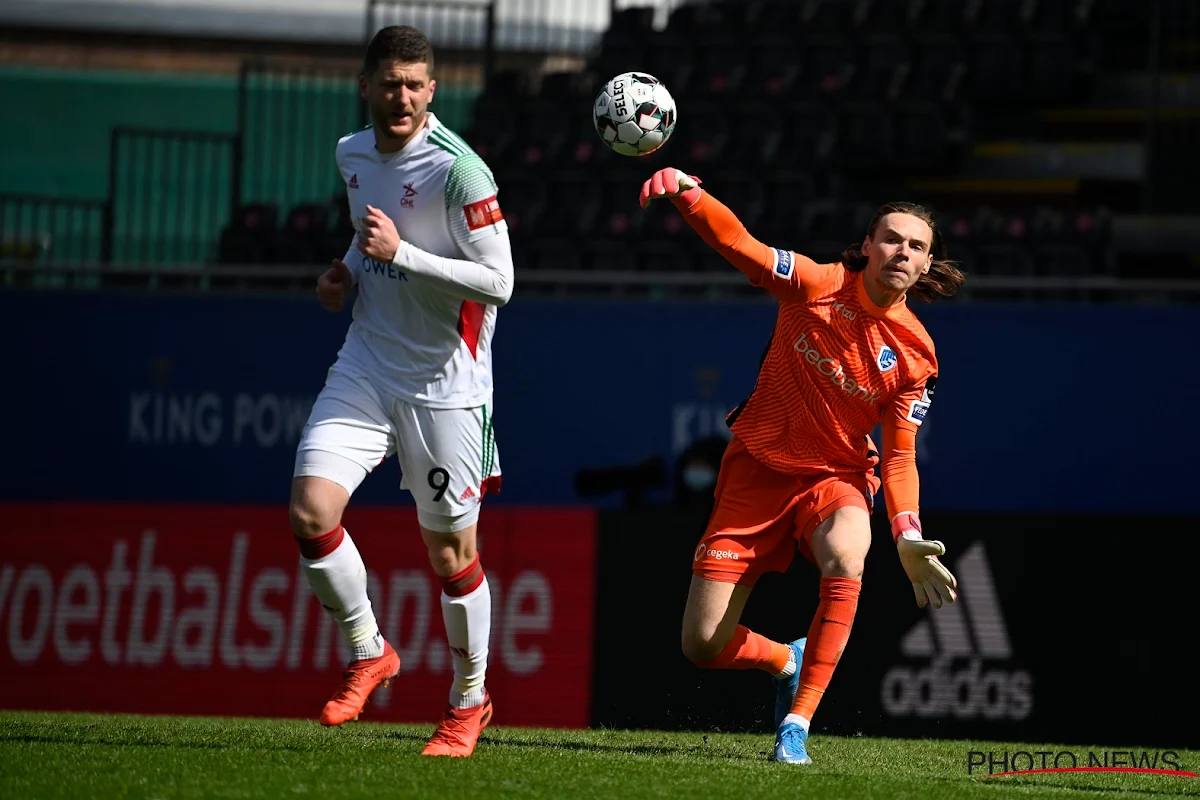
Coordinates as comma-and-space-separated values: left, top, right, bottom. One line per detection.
293, 363, 501, 533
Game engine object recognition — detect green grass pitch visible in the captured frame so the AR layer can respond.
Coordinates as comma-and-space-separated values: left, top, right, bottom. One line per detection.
2, 712, 1197, 799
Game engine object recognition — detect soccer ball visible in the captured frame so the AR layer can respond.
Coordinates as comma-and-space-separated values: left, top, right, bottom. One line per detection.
592, 72, 677, 156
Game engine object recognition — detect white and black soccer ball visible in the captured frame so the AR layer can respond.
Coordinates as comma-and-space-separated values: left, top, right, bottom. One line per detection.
592, 71, 677, 156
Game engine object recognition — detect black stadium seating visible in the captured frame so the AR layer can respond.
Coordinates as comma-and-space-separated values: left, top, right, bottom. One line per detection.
220, 0, 1150, 281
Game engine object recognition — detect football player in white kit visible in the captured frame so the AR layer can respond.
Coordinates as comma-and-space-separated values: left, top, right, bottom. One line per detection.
288, 25, 512, 757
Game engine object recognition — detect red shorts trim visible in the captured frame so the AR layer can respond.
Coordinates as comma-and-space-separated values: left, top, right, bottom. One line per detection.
692, 437, 879, 586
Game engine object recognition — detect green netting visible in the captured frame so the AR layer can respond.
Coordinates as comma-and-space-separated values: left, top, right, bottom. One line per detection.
0, 66, 481, 266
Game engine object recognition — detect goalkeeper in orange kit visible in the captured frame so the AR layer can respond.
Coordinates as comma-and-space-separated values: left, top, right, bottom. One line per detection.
641, 168, 964, 765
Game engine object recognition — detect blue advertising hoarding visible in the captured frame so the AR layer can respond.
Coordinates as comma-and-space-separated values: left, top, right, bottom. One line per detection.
3, 290, 1195, 513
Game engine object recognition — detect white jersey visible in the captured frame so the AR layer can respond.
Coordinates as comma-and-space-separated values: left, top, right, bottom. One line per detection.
334, 113, 509, 409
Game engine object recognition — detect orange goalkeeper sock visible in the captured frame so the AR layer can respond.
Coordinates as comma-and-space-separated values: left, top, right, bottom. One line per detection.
789, 576, 861, 724
694, 625, 794, 678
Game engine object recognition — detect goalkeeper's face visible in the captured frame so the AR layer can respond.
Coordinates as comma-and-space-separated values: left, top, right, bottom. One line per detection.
362, 59, 437, 148
861, 212, 933, 294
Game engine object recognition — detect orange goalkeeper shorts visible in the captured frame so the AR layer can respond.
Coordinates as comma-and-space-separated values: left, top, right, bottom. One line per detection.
692, 436, 880, 586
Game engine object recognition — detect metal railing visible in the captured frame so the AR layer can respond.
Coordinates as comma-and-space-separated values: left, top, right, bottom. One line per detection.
3, 260, 1198, 305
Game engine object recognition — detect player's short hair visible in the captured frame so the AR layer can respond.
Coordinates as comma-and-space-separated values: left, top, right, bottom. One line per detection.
841, 201, 965, 301
363, 25, 434, 77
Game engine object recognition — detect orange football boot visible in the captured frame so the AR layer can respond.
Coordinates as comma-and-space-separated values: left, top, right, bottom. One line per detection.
420, 692, 494, 757
319, 640, 401, 727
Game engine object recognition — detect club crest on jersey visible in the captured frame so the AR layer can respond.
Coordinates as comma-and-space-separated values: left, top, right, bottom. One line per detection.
877, 345, 898, 373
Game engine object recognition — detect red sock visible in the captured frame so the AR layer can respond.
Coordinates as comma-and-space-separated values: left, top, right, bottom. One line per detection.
694, 625, 792, 676
791, 576, 861, 721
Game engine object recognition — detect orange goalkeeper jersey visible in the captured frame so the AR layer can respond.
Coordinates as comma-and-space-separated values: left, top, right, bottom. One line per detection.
676, 190, 937, 518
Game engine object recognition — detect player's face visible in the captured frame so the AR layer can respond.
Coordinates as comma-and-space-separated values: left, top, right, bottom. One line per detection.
361, 60, 436, 151
862, 213, 933, 294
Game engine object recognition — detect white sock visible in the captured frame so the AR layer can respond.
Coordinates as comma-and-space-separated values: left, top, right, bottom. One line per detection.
300, 527, 383, 661
442, 568, 491, 709
775, 648, 797, 679
783, 713, 811, 732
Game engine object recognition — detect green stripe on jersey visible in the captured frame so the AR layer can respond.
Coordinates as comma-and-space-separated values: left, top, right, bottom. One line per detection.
438, 126, 474, 156
428, 128, 467, 157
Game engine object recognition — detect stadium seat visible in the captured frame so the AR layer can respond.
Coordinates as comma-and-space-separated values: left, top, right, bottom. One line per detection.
635, 239, 693, 273
517, 98, 572, 168
669, 100, 731, 164
771, 103, 837, 171
848, 34, 911, 101
1023, 34, 1084, 103
463, 101, 518, 163
605, 6, 656, 40
631, 194, 687, 242
1026, 0, 1082, 33
965, 34, 1026, 101
1027, 206, 1096, 274
972, 207, 1038, 274
860, 0, 914, 32
975, 244, 1036, 275
910, 0, 970, 35
745, 32, 805, 99
539, 70, 591, 108
1035, 243, 1093, 275
271, 202, 331, 265
495, 172, 545, 248
586, 238, 637, 272
798, 198, 872, 263
643, 34, 698, 99
749, 1, 804, 36
968, 0, 1026, 34
834, 102, 894, 171
890, 102, 950, 173
707, 170, 767, 230
542, 171, 600, 237
1067, 207, 1116, 270
719, 100, 778, 168
937, 207, 979, 272
218, 203, 278, 264
799, 0, 862, 36
693, 34, 751, 97
596, 169, 645, 241
758, 171, 817, 243
801, 34, 856, 99
904, 34, 967, 103
527, 238, 587, 272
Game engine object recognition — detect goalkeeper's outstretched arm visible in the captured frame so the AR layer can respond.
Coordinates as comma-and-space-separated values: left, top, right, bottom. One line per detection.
639, 168, 835, 302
